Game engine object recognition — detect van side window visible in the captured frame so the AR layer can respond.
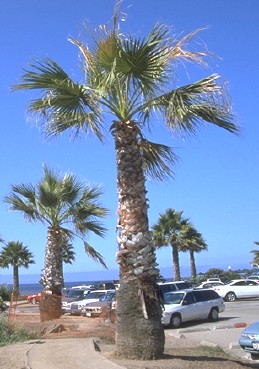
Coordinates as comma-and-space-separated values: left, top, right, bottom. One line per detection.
183, 292, 195, 305
193, 290, 206, 302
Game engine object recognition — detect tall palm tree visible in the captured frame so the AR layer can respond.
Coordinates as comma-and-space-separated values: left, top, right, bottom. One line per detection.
12, 3, 239, 359
181, 226, 208, 279
4, 165, 108, 321
153, 209, 191, 280
0, 241, 35, 297
250, 241, 259, 267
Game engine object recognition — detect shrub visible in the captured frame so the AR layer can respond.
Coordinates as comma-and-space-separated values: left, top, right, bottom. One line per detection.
0, 284, 12, 301
0, 315, 38, 346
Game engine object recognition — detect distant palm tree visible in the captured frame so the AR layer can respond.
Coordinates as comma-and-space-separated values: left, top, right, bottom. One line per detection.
181, 226, 208, 278
153, 209, 191, 280
60, 236, 75, 287
12, 2, 239, 359
4, 165, 108, 321
0, 241, 35, 297
250, 241, 259, 267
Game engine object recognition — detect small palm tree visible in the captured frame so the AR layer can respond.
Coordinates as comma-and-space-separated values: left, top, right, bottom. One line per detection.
60, 236, 75, 287
181, 226, 208, 279
153, 209, 191, 280
12, 2, 239, 359
0, 241, 35, 297
4, 165, 108, 321
250, 242, 259, 267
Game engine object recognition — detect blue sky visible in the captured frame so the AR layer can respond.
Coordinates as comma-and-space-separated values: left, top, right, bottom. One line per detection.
1, 0, 259, 284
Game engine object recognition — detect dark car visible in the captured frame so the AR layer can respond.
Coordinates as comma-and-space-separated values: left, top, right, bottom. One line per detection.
239, 321, 259, 360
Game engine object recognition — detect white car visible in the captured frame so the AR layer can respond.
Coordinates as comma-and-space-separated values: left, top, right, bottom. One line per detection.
214, 279, 259, 302
162, 289, 225, 328
196, 281, 224, 289
66, 290, 115, 315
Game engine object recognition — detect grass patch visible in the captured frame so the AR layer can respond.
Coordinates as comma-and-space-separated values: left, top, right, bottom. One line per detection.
0, 315, 39, 346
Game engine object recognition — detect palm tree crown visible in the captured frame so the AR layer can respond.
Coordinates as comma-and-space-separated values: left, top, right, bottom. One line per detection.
0, 241, 35, 295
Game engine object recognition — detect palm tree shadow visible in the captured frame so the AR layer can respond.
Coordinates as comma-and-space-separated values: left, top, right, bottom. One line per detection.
161, 353, 259, 368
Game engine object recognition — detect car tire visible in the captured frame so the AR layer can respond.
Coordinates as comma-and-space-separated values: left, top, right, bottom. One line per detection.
31, 297, 37, 304
169, 313, 182, 329
208, 307, 218, 321
225, 292, 236, 302
251, 353, 259, 360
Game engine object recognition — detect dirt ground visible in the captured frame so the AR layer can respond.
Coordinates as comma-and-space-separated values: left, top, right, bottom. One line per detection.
6, 303, 259, 369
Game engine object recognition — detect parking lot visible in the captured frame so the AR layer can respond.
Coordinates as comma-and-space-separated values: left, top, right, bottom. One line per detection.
166, 298, 259, 360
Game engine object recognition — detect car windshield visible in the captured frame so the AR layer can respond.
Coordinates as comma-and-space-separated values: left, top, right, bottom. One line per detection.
164, 292, 185, 305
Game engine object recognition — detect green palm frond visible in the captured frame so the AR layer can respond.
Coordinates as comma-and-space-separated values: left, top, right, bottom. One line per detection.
141, 139, 178, 181
84, 241, 107, 269
12, 58, 104, 140
158, 74, 238, 136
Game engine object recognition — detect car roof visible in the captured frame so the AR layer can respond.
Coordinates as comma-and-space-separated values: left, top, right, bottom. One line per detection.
157, 281, 189, 285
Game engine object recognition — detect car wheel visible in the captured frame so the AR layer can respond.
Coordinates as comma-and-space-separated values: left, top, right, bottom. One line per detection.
31, 297, 37, 304
169, 313, 182, 329
225, 292, 236, 302
251, 353, 259, 360
208, 307, 218, 321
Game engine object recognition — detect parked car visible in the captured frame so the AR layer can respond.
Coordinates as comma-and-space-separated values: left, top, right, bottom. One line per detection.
248, 275, 259, 281
66, 290, 114, 315
195, 281, 224, 289
82, 291, 116, 317
27, 292, 41, 304
239, 320, 259, 360
62, 288, 90, 311
214, 279, 259, 302
162, 288, 225, 328
158, 281, 193, 302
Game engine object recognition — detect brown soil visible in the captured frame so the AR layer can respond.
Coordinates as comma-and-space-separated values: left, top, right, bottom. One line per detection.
7, 303, 259, 369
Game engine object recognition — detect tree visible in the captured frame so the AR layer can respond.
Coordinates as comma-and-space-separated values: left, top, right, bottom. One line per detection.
4, 165, 108, 321
12, 3, 239, 359
153, 209, 191, 280
250, 241, 259, 267
60, 236, 75, 288
181, 226, 208, 279
0, 241, 35, 297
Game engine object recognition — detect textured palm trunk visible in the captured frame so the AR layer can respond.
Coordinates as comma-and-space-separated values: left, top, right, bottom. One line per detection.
115, 121, 165, 360
39, 227, 63, 322
12, 265, 19, 297
172, 244, 181, 280
189, 250, 197, 278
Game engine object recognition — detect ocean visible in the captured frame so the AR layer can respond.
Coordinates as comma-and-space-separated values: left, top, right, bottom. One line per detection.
3, 280, 118, 296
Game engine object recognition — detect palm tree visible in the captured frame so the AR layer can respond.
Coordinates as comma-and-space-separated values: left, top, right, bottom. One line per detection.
250, 242, 259, 267
180, 226, 208, 279
153, 209, 192, 280
60, 236, 75, 287
12, 3, 239, 359
0, 241, 35, 297
4, 165, 108, 321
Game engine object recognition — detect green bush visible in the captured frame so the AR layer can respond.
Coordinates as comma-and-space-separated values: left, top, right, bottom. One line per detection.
0, 284, 12, 301
0, 315, 38, 346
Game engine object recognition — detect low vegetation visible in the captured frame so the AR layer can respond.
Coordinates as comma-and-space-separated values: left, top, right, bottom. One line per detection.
0, 315, 39, 346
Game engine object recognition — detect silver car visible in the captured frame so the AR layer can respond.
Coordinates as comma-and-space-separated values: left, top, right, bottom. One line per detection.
66, 290, 114, 315
239, 320, 259, 360
162, 289, 225, 328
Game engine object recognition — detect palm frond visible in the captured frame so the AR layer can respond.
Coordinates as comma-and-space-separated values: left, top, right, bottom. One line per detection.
13, 58, 104, 141
154, 74, 239, 136
140, 139, 178, 181
84, 241, 107, 269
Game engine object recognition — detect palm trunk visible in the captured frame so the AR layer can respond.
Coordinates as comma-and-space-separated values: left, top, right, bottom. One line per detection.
172, 244, 181, 280
39, 227, 63, 321
115, 121, 164, 359
12, 265, 19, 297
189, 250, 197, 278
